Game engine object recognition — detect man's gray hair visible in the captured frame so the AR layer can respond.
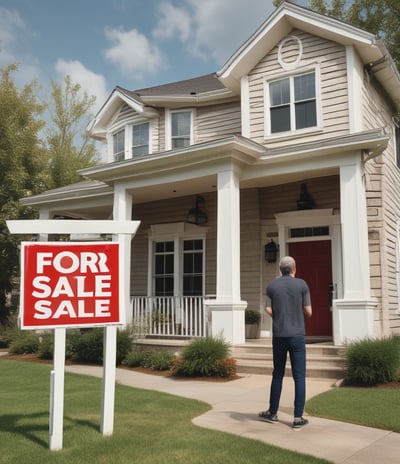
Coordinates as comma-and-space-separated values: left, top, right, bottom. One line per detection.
279, 256, 296, 275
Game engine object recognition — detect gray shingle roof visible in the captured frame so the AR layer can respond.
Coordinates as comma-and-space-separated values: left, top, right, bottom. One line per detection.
116, 73, 226, 100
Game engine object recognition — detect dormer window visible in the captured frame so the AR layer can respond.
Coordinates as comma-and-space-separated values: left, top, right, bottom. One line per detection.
132, 122, 150, 157
267, 70, 318, 135
113, 129, 125, 161
171, 110, 192, 149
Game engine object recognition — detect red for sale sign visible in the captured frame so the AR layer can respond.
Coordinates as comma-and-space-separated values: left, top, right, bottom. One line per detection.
20, 242, 120, 329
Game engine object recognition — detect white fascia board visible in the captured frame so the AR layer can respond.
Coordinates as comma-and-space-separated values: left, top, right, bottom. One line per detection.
78, 136, 266, 182
7, 220, 140, 235
140, 88, 237, 106
88, 89, 158, 139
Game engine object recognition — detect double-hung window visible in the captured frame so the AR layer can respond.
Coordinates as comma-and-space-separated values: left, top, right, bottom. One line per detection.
171, 111, 192, 148
268, 71, 317, 134
154, 241, 175, 296
152, 237, 204, 297
113, 129, 125, 161
132, 122, 149, 157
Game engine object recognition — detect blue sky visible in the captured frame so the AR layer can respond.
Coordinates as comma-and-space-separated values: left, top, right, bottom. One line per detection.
0, 0, 289, 110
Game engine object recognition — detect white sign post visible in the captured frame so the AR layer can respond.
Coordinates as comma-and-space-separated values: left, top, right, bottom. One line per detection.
6, 219, 140, 451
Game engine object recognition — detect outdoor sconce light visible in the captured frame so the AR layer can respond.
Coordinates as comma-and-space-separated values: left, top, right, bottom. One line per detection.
265, 239, 279, 263
297, 183, 314, 210
186, 195, 208, 225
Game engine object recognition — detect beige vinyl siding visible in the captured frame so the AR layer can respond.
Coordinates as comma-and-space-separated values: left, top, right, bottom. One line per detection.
240, 189, 261, 311
130, 193, 217, 297
259, 175, 340, 221
248, 30, 349, 147
362, 76, 400, 334
196, 102, 241, 143
112, 103, 134, 128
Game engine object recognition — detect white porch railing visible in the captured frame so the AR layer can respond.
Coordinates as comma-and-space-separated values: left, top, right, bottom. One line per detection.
131, 296, 207, 337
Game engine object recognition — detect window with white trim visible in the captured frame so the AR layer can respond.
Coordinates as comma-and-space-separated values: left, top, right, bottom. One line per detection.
151, 236, 204, 297
267, 71, 317, 134
113, 129, 125, 161
171, 111, 192, 148
132, 122, 150, 157
154, 241, 175, 296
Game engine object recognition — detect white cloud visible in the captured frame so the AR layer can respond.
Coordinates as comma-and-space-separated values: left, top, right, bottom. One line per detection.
152, 3, 191, 42
103, 26, 166, 80
0, 7, 40, 86
0, 7, 25, 48
55, 59, 108, 111
149, 0, 275, 67
186, 0, 275, 65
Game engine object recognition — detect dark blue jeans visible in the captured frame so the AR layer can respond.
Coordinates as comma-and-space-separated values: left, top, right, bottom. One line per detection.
269, 336, 306, 418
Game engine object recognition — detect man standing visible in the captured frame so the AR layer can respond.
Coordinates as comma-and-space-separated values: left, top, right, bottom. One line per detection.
259, 256, 312, 429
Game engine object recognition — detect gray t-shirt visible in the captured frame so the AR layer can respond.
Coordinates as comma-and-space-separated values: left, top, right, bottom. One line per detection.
266, 275, 311, 337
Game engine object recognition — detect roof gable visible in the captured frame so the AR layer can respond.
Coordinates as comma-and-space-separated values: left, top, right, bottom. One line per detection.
217, 1, 400, 109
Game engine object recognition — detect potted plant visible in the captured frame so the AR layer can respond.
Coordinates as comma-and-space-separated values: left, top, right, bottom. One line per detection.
245, 310, 261, 339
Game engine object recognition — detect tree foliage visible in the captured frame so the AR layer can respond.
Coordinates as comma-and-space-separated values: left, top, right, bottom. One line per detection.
0, 64, 47, 324
45, 75, 99, 188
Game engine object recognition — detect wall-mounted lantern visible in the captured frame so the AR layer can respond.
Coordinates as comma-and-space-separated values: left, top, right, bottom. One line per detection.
265, 239, 279, 263
297, 183, 314, 210
186, 196, 208, 225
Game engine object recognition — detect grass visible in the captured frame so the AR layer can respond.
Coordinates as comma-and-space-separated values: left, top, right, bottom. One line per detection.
0, 359, 330, 464
306, 386, 400, 432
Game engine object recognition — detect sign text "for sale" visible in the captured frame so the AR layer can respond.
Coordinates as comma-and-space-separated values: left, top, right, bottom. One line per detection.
21, 243, 120, 329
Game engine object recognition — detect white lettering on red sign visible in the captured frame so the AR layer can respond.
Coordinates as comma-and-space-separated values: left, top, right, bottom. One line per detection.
21, 243, 120, 329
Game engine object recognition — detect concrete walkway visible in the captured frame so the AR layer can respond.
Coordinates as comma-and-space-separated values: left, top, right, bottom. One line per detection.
65, 365, 399, 464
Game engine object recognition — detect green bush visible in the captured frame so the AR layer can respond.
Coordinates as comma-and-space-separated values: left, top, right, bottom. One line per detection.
71, 328, 104, 363
143, 351, 174, 371
245, 310, 261, 324
71, 328, 133, 365
344, 336, 400, 386
9, 332, 40, 354
124, 350, 149, 367
124, 350, 174, 371
172, 335, 236, 377
37, 331, 75, 360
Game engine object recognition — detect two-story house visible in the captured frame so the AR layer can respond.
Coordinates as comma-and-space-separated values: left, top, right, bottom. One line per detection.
22, 2, 400, 346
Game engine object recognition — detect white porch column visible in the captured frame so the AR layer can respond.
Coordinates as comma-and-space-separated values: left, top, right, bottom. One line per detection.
101, 184, 132, 436
333, 158, 376, 345
113, 184, 133, 324
205, 165, 247, 344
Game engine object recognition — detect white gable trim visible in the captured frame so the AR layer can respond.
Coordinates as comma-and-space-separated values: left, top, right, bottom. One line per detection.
217, 2, 378, 95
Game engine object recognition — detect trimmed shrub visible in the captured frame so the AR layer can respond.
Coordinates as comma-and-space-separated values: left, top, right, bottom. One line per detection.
124, 350, 174, 371
124, 351, 149, 367
72, 328, 104, 364
172, 335, 236, 378
143, 351, 174, 371
116, 329, 134, 365
37, 332, 75, 360
245, 310, 261, 324
344, 336, 400, 386
9, 333, 40, 355
70, 328, 133, 365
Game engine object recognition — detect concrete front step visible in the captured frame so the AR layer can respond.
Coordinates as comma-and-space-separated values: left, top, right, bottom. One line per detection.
231, 340, 346, 380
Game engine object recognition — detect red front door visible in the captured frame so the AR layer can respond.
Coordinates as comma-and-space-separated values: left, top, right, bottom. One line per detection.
288, 241, 332, 337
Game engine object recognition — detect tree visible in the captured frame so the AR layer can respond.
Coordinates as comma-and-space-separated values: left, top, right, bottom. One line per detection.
45, 75, 99, 188
0, 64, 47, 325
274, 0, 400, 69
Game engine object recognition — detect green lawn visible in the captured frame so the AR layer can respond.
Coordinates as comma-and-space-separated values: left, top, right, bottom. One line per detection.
306, 385, 400, 432
0, 360, 330, 464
